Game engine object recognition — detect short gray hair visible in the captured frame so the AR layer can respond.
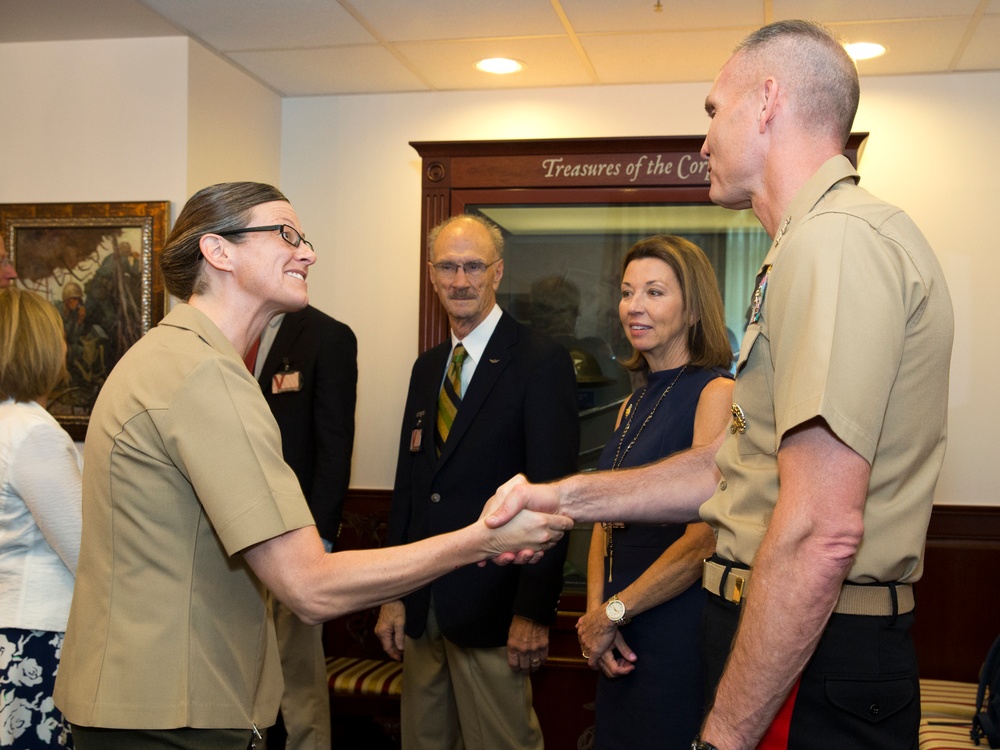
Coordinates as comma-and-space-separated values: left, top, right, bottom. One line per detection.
427, 214, 504, 260
734, 20, 859, 146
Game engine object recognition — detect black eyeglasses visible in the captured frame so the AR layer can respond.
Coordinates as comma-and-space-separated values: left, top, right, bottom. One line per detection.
216, 224, 314, 253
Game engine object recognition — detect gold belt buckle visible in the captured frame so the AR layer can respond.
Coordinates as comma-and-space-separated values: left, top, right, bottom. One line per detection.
730, 575, 745, 604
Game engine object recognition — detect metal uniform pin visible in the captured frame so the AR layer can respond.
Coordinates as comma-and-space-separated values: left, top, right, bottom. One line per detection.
773, 215, 791, 248
750, 265, 772, 325
749, 215, 790, 325
731, 403, 747, 434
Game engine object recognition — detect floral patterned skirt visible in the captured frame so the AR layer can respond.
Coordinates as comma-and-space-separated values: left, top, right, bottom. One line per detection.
0, 627, 73, 748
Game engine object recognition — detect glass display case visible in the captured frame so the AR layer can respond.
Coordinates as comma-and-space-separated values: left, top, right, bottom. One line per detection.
471, 201, 768, 467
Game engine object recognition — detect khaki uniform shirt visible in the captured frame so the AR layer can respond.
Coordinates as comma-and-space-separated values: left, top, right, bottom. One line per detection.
700, 156, 953, 584
54, 304, 315, 729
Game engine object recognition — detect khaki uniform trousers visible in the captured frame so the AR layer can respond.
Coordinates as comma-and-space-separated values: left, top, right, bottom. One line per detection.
272, 599, 331, 750
401, 604, 544, 750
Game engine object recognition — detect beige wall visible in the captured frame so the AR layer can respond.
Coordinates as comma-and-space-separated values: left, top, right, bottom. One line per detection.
0, 36, 281, 230
0, 37, 190, 203
187, 42, 282, 194
1, 36, 995, 505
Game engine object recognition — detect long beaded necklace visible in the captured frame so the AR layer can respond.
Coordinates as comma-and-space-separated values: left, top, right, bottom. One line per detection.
603, 364, 687, 582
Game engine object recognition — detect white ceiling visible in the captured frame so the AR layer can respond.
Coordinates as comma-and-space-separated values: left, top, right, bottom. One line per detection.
2, 0, 999, 97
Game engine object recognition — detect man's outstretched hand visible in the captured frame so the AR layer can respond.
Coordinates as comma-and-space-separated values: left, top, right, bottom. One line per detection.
479, 475, 566, 565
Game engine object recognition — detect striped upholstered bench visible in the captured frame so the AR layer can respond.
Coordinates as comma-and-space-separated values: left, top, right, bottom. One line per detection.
327, 656, 403, 699
919, 679, 981, 750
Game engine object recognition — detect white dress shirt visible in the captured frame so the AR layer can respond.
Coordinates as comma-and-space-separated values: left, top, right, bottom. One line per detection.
447, 304, 503, 397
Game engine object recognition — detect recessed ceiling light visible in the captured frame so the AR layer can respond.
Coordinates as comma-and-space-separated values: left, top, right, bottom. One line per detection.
475, 58, 524, 75
844, 42, 887, 61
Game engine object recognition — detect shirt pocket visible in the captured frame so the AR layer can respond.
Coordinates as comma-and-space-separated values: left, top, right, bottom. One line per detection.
733, 324, 778, 458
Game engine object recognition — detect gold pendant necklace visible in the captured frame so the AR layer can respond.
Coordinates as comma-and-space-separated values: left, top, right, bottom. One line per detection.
603, 365, 687, 581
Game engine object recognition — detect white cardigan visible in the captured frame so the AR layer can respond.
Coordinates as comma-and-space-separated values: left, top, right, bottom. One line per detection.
0, 398, 82, 632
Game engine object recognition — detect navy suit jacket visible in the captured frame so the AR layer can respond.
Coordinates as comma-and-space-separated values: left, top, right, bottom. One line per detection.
257, 305, 357, 543
388, 312, 580, 648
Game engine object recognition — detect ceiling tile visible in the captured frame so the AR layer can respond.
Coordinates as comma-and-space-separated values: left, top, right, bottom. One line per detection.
825, 19, 970, 75
346, 0, 565, 42
229, 45, 428, 96
562, 0, 763, 34
394, 37, 593, 90
141, 0, 375, 50
581, 28, 751, 85
771, 0, 982, 23
955, 13, 1000, 71
2, 0, 997, 95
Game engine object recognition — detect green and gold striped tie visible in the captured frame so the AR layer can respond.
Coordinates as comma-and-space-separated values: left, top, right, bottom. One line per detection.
436, 343, 467, 456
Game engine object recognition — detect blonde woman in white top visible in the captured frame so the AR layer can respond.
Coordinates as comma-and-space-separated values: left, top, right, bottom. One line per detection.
0, 287, 81, 749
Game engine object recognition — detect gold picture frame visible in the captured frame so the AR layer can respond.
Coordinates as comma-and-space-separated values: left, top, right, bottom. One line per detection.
1, 201, 170, 439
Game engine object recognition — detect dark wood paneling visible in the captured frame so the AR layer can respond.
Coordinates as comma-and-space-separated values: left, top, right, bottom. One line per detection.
325, 489, 393, 661
913, 505, 1000, 682
535, 606, 598, 749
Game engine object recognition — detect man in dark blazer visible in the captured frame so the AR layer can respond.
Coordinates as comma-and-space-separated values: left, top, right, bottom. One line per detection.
252, 304, 358, 750
375, 214, 579, 750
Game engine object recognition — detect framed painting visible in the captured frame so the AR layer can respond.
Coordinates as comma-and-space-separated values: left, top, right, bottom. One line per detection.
1, 201, 170, 440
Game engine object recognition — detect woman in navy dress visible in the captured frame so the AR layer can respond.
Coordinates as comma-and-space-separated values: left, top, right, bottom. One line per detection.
577, 235, 734, 750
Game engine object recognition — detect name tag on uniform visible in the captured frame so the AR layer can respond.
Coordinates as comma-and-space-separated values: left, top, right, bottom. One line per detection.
410, 410, 426, 452
272, 370, 302, 393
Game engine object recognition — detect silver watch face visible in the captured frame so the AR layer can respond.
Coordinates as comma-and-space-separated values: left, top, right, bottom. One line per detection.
606, 598, 626, 621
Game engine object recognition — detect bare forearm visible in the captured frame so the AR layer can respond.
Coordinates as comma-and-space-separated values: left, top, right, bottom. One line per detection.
309, 525, 496, 620
248, 512, 567, 625
484, 428, 724, 560
616, 522, 715, 619
559, 439, 721, 524
586, 525, 606, 611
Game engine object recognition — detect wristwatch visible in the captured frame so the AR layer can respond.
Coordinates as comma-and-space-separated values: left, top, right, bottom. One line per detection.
691, 739, 719, 750
605, 594, 630, 625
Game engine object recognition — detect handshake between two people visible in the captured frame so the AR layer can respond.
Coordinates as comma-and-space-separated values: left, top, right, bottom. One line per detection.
479, 440, 716, 566
479, 474, 566, 566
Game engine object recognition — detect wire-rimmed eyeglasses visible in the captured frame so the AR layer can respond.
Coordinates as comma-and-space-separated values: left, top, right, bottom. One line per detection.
430, 259, 499, 279
217, 224, 314, 253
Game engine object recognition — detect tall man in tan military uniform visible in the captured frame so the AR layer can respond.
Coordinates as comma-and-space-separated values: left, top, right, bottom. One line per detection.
484, 20, 953, 750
